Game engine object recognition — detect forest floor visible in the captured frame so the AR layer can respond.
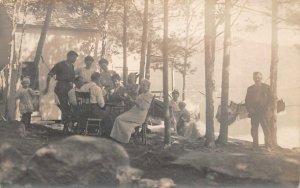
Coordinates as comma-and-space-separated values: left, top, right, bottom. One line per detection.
0, 120, 300, 188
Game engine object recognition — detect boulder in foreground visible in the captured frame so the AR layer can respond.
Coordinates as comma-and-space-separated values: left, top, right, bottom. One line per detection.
27, 135, 142, 186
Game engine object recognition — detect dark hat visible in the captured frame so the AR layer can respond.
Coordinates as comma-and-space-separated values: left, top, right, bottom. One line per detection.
112, 73, 121, 81
84, 55, 94, 62
172, 89, 179, 95
99, 58, 109, 65
91, 72, 101, 81
67, 50, 78, 57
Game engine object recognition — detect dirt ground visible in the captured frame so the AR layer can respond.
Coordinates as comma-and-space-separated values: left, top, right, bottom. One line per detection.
0, 121, 299, 187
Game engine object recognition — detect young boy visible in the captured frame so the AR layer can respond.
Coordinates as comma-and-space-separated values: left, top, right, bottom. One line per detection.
177, 101, 190, 136
16, 77, 39, 128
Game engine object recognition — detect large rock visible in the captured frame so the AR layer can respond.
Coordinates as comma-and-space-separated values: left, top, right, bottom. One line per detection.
174, 149, 300, 182
0, 144, 26, 184
27, 135, 142, 186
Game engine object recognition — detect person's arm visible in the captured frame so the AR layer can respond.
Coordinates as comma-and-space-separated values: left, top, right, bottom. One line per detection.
75, 67, 80, 76
245, 87, 255, 115
68, 89, 77, 106
135, 94, 152, 110
44, 75, 51, 94
28, 88, 38, 96
44, 65, 57, 94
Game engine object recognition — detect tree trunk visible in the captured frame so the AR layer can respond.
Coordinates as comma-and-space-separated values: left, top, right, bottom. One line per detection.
33, 0, 54, 90
101, 1, 109, 59
217, 0, 231, 145
122, 0, 128, 85
270, 0, 278, 147
204, 0, 216, 148
145, 41, 152, 80
139, 0, 149, 83
145, 0, 154, 80
182, 73, 186, 100
94, 35, 100, 63
6, 0, 19, 121
182, 0, 190, 101
163, 0, 170, 146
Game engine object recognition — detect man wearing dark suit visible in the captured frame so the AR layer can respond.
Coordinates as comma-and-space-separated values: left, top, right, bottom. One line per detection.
245, 72, 272, 149
44, 51, 78, 132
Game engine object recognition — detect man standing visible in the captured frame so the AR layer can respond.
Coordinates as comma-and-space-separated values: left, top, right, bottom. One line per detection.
245, 72, 272, 149
44, 50, 78, 131
76, 55, 96, 83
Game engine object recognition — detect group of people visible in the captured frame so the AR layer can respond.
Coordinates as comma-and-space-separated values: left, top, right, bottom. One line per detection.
15, 50, 276, 148
42, 51, 153, 141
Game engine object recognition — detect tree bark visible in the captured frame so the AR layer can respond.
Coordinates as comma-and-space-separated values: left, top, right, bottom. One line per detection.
217, 0, 231, 145
101, 0, 109, 59
6, 0, 19, 121
145, 0, 154, 80
138, 0, 149, 83
145, 41, 152, 80
163, 0, 171, 146
182, 0, 190, 101
33, 0, 55, 90
270, 0, 278, 147
204, 0, 216, 148
94, 35, 100, 63
122, 0, 128, 85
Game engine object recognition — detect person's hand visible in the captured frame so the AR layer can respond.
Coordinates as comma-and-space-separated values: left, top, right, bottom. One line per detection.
34, 90, 40, 95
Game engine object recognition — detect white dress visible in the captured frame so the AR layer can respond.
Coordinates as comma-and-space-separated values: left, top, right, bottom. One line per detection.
110, 92, 153, 143
16, 88, 36, 114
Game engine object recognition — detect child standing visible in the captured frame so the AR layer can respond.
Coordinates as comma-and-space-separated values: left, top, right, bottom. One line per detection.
16, 77, 39, 128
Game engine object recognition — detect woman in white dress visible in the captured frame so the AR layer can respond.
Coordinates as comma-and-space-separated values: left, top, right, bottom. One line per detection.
110, 79, 153, 143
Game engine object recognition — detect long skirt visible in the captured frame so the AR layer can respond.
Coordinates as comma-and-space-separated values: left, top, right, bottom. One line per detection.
110, 107, 147, 143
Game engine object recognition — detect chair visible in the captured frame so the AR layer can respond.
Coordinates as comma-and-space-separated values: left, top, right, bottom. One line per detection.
75, 90, 102, 136
105, 102, 126, 116
140, 95, 156, 145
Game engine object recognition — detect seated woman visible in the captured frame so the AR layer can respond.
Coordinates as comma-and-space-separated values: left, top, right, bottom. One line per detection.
126, 73, 139, 100
107, 74, 127, 105
110, 79, 153, 143
177, 101, 191, 136
125, 72, 139, 110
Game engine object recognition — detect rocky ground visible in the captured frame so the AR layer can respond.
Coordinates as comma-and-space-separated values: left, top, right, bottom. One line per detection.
0, 121, 299, 188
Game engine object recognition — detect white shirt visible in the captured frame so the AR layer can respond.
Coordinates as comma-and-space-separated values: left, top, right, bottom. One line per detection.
80, 82, 105, 108
76, 67, 96, 83
68, 87, 79, 106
